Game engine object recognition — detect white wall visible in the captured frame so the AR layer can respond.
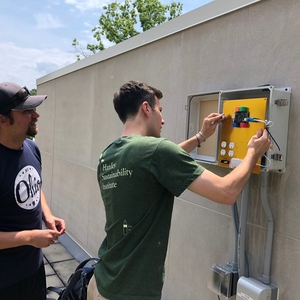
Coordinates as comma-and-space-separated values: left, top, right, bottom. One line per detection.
36, 0, 300, 298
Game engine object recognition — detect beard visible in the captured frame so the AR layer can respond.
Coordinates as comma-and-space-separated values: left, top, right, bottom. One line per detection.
26, 125, 38, 137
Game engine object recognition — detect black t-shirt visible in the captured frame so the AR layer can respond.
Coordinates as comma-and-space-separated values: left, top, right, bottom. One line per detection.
0, 138, 43, 288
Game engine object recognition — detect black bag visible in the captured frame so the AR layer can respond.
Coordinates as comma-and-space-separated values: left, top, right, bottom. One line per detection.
47, 258, 99, 300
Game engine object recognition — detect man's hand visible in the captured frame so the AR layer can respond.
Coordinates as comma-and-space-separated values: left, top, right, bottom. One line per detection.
43, 215, 66, 236
247, 128, 271, 159
41, 190, 66, 236
0, 228, 63, 250
28, 229, 61, 248
200, 113, 225, 140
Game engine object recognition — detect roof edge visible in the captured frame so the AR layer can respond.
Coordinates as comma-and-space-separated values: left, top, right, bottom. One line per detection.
36, 0, 261, 86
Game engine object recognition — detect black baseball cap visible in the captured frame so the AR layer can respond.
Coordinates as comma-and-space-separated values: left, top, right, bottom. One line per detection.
0, 82, 47, 114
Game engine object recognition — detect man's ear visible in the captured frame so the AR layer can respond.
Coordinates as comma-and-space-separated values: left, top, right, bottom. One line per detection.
0, 114, 10, 125
141, 101, 150, 116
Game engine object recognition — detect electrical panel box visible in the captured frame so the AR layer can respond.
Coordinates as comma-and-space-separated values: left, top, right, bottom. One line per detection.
186, 86, 291, 173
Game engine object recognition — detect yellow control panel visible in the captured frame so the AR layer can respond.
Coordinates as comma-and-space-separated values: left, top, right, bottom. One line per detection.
217, 98, 267, 174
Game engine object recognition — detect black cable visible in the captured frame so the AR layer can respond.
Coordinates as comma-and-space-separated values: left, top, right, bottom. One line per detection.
265, 127, 280, 151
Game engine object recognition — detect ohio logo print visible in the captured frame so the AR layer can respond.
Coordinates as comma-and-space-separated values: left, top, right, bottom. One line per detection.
14, 165, 41, 210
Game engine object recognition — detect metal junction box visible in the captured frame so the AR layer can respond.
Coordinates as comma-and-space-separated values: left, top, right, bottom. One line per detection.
236, 276, 278, 300
186, 86, 291, 173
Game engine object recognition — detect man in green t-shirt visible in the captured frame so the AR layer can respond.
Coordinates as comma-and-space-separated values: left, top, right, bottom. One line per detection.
88, 81, 270, 300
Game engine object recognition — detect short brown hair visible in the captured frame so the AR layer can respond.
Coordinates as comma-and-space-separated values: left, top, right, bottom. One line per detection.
113, 81, 163, 123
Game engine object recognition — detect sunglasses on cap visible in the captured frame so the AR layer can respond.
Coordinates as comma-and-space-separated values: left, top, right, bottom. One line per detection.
0, 86, 31, 114
12, 86, 31, 103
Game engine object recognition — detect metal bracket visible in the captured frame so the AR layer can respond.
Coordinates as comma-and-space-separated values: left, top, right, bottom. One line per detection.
271, 154, 283, 161
274, 99, 289, 106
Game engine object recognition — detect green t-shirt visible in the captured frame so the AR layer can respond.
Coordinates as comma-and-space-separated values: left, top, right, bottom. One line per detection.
95, 135, 204, 300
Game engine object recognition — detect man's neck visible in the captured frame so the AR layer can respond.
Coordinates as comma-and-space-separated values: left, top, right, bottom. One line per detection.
0, 135, 24, 150
121, 120, 147, 137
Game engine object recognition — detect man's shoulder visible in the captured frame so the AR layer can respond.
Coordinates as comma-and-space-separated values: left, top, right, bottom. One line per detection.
128, 136, 180, 153
24, 138, 41, 161
130, 135, 174, 145
24, 138, 39, 149
106, 135, 170, 148
102, 136, 179, 157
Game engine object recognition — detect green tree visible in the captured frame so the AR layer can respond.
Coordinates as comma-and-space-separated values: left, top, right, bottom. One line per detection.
28, 89, 37, 140
30, 88, 37, 95
72, 0, 183, 60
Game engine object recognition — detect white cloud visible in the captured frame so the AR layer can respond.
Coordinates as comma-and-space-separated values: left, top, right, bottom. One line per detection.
84, 21, 92, 27
64, 0, 108, 12
0, 42, 74, 89
35, 13, 65, 29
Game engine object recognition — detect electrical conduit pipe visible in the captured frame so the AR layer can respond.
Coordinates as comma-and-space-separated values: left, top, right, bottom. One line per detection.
260, 171, 274, 285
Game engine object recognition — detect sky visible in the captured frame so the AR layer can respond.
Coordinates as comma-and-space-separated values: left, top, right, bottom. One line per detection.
0, 0, 212, 90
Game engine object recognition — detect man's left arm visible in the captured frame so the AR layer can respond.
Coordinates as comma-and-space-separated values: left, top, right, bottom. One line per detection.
41, 190, 66, 235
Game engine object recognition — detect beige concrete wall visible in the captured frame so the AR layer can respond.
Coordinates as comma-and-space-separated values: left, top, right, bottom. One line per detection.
36, 0, 300, 298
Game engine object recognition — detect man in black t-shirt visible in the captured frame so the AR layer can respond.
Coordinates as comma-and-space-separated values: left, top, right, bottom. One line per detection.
0, 82, 66, 300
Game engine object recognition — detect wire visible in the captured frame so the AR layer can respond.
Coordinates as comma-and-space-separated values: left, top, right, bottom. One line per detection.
244, 117, 273, 127
233, 202, 239, 232
245, 251, 250, 277
264, 120, 274, 127
256, 154, 271, 168
265, 127, 280, 151
233, 202, 250, 277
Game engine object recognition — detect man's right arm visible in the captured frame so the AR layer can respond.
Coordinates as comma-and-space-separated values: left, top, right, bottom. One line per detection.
188, 128, 270, 205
